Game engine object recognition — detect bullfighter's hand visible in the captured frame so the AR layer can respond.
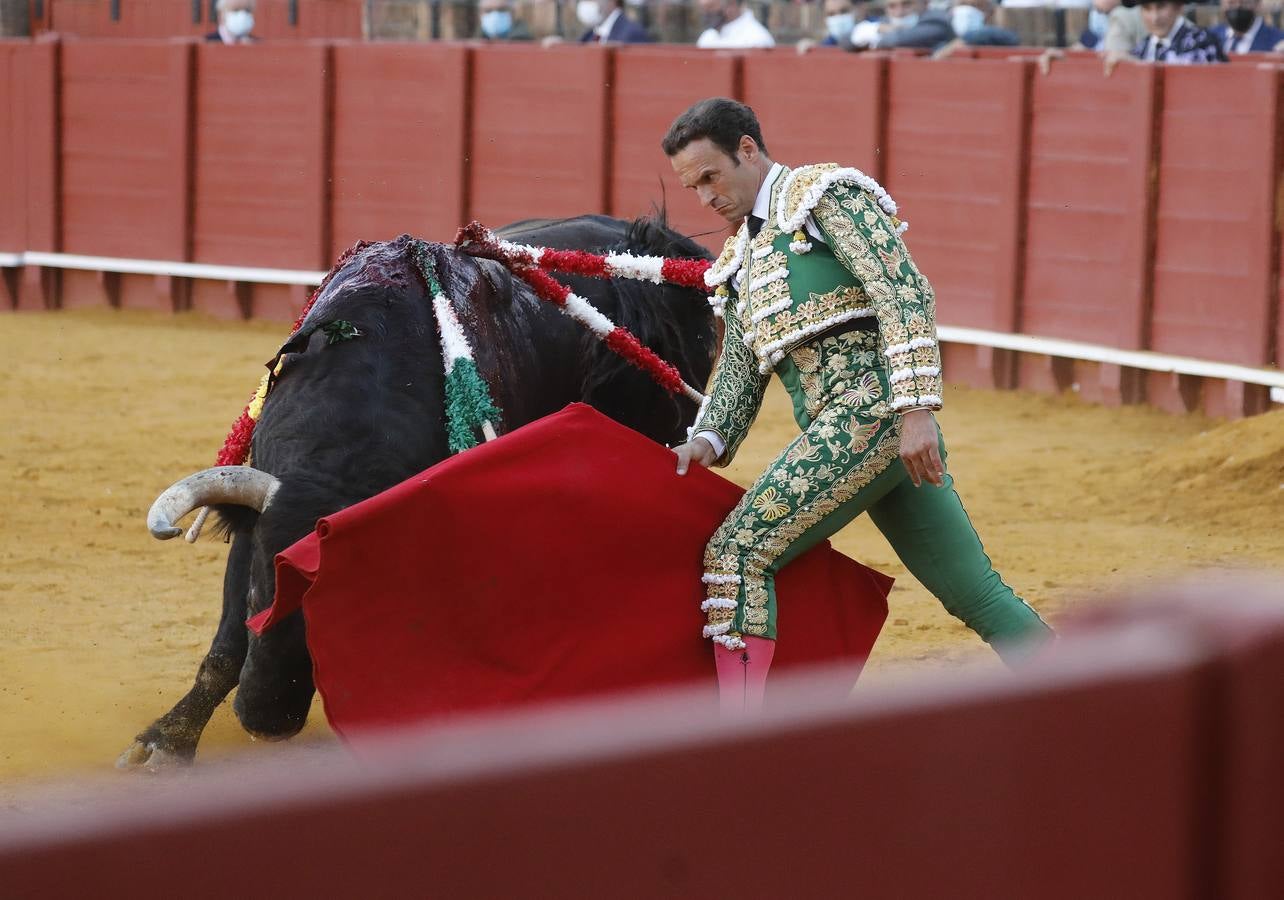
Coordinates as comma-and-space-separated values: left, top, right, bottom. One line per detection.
673, 437, 718, 476
898, 408, 945, 488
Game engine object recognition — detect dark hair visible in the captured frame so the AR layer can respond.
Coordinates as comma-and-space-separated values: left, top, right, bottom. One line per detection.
660, 98, 769, 160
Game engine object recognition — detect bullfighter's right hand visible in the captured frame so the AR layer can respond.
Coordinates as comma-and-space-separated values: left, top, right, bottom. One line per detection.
673, 437, 718, 476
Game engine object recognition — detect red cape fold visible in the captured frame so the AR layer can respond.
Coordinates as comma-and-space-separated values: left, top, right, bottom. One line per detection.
250, 403, 891, 739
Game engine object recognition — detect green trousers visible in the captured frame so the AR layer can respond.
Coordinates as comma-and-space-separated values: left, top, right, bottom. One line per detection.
701, 329, 1052, 665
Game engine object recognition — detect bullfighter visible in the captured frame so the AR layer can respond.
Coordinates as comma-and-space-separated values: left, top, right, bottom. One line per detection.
664, 98, 1055, 712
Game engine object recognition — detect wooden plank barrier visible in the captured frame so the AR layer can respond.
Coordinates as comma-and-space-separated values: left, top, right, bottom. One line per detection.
0, 40, 25, 309
609, 45, 740, 251
190, 40, 330, 321
884, 56, 1032, 390
469, 44, 610, 229
1019, 56, 1159, 405
329, 41, 469, 253
58, 39, 192, 312
6, 582, 1284, 896
740, 50, 885, 183
1150, 63, 1282, 416
17, 35, 58, 310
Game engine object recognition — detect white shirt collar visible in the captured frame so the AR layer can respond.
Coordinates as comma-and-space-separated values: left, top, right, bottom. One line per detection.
749, 163, 784, 223
594, 8, 622, 38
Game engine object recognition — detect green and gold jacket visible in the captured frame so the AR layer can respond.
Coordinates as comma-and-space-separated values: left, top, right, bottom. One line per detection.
693, 163, 944, 464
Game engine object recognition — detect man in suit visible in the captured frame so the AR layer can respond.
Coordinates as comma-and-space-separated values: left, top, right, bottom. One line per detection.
577, 0, 650, 43
1126, 0, 1226, 63
1209, 0, 1284, 54
205, 0, 256, 44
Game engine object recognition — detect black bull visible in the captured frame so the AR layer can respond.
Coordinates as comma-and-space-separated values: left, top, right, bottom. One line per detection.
122, 215, 716, 770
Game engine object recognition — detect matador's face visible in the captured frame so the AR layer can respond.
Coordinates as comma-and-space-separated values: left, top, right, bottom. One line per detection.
669, 136, 766, 225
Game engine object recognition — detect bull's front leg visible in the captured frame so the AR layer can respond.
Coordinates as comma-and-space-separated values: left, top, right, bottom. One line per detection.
116, 531, 253, 772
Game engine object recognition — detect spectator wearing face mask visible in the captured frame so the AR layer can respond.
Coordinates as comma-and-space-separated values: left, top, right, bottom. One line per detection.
476, 0, 532, 41
205, 0, 256, 44
848, 0, 953, 51
1126, 0, 1225, 63
818, 0, 869, 47
1209, 0, 1284, 53
696, 0, 775, 49
946, 0, 1018, 45
577, 0, 650, 42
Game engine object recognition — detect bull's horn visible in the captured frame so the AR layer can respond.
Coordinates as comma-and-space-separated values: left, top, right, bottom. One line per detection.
148, 466, 281, 540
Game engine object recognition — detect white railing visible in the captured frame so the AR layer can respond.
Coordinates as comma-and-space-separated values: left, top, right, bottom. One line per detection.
5, 249, 1282, 404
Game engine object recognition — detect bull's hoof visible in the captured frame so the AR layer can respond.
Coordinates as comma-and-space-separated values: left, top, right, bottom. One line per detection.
115, 739, 193, 774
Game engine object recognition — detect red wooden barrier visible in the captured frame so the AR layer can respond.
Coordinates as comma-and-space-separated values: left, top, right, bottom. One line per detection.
58, 40, 192, 312
1151, 66, 1279, 366
0, 42, 26, 256
48, 0, 106, 36
0, 613, 1226, 898
17, 37, 59, 310
741, 50, 884, 182
469, 44, 610, 229
190, 41, 329, 319
884, 57, 1031, 389
1018, 58, 1159, 404
610, 46, 740, 251
1213, 606, 1284, 898
330, 42, 469, 253
0, 41, 25, 310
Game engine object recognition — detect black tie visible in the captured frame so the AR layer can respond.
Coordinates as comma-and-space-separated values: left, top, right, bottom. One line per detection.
1154, 40, 1168, 61
747, 215, 764, 238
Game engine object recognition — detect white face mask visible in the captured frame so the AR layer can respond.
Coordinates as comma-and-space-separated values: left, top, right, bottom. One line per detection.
577, 0, 603, 26
950, 4, 985, 36
825, 12, 856, 41
1087, 7, 1110, 36
224, 9, 254, 38
888, 13, 920, 27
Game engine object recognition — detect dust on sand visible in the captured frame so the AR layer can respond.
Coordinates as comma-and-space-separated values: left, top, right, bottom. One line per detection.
2, 309, 1282, 785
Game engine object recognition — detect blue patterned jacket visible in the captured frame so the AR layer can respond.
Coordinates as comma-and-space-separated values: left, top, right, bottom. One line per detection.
1133, 20, 1227, 63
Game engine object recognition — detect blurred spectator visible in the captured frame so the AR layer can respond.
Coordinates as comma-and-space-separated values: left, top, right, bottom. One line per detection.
948, 0, 1019, 44
1209, 0, 1284, 52
820, 0, 870, 45
696, 0, 775, 48
1126, 0, 1226, 62
205, 0, 256, 44
577, 0, 651, 42
477, 0, 532, 40
1041, 0, 1145, 73
849, 0, 954, 49
1079, 0, 1121, 48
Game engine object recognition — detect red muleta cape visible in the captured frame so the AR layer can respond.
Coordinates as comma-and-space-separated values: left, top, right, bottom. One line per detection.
249, 404, 891, 739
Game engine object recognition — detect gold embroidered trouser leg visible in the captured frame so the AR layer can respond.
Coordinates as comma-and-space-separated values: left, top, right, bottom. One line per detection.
701, 405, 1053, 664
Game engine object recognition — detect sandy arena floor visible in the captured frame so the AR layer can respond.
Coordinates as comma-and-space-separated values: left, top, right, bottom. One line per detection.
2, 309, 1283, 786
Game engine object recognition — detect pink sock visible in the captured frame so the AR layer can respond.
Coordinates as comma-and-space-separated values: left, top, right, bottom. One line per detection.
713, 636, 776, 716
